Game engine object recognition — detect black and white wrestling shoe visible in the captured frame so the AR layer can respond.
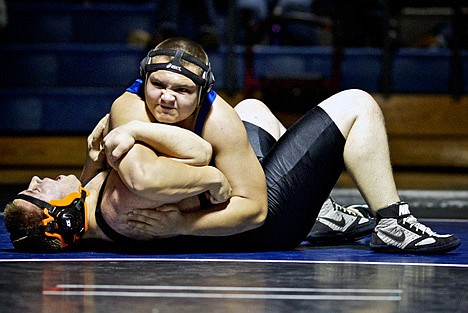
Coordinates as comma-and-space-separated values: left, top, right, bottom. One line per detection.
307, 197, 375, 243
370, 201, 461, 254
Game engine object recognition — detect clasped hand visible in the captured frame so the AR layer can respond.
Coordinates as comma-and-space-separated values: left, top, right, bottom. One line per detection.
127, 204, 186, 238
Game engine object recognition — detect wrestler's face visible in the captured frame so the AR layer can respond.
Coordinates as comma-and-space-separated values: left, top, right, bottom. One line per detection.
19, 175, 82, 203
145, 69, 200, 125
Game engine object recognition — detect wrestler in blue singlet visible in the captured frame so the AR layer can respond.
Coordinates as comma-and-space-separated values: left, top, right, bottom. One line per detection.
94, 79, 345, 251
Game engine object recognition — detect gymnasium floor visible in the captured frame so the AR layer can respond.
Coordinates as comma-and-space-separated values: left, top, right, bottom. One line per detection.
1, 188, 467, 313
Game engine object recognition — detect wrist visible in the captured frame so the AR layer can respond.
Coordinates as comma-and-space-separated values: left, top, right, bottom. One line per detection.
126, 120, 141, 140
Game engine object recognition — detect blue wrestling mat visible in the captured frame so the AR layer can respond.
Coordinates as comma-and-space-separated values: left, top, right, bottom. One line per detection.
1, 214, 467, 313
1, 214, 466, 266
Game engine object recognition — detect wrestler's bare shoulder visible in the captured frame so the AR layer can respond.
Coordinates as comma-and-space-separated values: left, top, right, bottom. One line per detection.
203, 95, 245, 141
110, 92, 151, 124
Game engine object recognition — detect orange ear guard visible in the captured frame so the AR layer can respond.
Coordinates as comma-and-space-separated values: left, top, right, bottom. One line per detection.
14, 187, 89, 248
48, 186, 89, 233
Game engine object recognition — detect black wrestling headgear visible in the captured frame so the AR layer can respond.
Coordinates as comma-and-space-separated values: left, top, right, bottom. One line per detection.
11, 187, 89, 248
139, 48, 215, 101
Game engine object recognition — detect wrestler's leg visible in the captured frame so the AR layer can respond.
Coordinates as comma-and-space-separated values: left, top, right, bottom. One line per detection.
234, 98, 286, 140
234, 103, 346, 249
235, 98, 374, 245
182, 96, 460, 253
317, 89, 400, 211
155, 107, 336, 251
317, 90, 461, 253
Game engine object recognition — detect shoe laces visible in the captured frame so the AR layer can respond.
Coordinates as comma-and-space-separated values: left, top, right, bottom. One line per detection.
402, 215, 436, 236
331, 199, 360, 217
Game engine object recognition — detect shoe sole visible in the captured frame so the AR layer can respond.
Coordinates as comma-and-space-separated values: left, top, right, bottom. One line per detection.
369, 238, 461, 254
307, 223, 375, 243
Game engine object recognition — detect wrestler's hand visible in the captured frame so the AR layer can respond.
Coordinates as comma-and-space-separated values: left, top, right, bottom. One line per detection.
207, 168, 232, 204
127, 205, 185, 238
103, 123, 136, 166
86, 114, 109, 169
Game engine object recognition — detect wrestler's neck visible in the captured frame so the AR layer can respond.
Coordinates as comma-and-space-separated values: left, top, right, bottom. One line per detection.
81, 170, 111, 241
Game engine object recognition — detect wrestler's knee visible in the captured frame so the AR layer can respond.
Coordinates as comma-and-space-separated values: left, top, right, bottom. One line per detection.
234, 98, 268, 116
235, 99, 285, 139
339, 89, 383, 119
234, 98, 272, 121
319, 89, 384, 137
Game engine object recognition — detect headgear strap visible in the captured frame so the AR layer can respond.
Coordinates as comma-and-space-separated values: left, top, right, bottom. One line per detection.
12, 187, 89, 248
140, 48, 214, 95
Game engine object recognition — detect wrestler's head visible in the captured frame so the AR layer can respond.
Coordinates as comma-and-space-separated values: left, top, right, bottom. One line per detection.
139, 37, 214, 125
4, 175, 88, 252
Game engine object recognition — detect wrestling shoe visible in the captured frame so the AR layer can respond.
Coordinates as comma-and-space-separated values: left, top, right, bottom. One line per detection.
370, 201, 461, 254
307, 197, 376, 243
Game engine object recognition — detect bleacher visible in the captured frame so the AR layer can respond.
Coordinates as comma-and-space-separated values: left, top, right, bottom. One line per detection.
0, 1, 467, 190
0, 2, 156, 133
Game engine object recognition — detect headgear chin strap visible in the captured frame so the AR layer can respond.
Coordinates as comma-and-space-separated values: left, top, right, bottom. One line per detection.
12, 187, 89, 248
139, 48, 215, 103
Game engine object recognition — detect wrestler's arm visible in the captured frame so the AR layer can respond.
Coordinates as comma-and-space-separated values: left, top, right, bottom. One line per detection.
109, 92, 212, 166
130, 97, 268, 236
177, 97, 268, 235
80, 114, 110, 184
78, 102, 210, 185
108, 92, 231, 204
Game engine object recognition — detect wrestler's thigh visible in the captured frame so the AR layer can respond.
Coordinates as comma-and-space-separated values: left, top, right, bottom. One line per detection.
253, 107, 346, 248
243, 121, 277, 161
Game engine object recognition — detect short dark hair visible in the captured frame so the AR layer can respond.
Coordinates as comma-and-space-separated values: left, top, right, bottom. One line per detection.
4, 201, 63, 252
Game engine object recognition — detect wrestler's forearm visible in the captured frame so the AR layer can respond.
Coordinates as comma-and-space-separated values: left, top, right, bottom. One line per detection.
109, 95, 212, 166
116, 145, 230, 203
80, 157, 105, 184
120, 120, 212, 166
81, 114, 110, 184
179, 196, 267, 236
